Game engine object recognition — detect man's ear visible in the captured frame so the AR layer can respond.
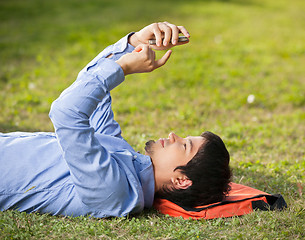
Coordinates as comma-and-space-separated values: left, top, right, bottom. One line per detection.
171, 176, 192, 190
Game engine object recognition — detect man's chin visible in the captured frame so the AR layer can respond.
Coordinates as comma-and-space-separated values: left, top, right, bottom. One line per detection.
144, 140, 155, 155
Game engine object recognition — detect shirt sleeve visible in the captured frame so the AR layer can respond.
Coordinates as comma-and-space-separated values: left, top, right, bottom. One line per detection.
88, 33, 135, 138
89, 95, 123, 138
49, 35, 140, 215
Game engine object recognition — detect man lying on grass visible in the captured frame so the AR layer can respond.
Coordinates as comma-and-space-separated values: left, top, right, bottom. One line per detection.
0, 22, 231, 218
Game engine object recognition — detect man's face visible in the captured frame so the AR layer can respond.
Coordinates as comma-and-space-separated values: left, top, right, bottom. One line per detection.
145, 132, 205, 188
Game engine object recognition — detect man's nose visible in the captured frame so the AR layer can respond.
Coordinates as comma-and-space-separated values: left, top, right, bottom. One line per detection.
168, 132, 182, 142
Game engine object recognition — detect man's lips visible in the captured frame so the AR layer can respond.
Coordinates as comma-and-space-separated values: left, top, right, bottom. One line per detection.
158, 138, 165, 147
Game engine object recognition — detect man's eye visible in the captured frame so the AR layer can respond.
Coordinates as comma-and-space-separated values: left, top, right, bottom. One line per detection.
183, 143, 187, 149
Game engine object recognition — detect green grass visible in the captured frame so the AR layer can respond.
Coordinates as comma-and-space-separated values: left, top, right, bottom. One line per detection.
0, 0, 304, 239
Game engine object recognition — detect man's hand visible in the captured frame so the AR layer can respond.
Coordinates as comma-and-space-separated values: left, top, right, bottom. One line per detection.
116, 44, 172, 75
116, 21, 189, 75
129, 22, 190, 50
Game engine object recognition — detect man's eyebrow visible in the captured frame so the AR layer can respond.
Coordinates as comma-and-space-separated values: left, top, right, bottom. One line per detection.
189, 138, 193, 152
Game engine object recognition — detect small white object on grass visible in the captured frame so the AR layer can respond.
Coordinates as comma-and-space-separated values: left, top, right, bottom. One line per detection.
214, 35, 222, 44
28, 82, 36, 90
247, 94, 255, 104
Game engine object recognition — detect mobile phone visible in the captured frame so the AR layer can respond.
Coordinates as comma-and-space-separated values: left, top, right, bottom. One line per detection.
148, 36, 189, 45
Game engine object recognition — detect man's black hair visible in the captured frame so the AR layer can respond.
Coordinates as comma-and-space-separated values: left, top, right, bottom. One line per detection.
156, 131, 232, 207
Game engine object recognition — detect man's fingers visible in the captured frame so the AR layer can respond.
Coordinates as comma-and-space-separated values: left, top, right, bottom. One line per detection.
133, 45, 143, 53
163, 21, 180, 45
157, 22, 172, 46
151, 23, 163, 47
154, 50, 172, 69
147, 46, 155, 62
142, 44, 150, 52
135, 44, 150, 54
177, 25, 190, 38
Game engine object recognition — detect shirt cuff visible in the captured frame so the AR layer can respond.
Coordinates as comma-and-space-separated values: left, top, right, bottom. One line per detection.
110, 32, 135, 61
90, 58, 125, 91
113, 32, 135, 52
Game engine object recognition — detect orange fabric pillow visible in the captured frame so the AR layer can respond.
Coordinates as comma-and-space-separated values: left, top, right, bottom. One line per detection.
153, 183, 287, 220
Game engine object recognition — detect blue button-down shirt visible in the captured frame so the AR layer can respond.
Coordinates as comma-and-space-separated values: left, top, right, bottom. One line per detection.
0, 34, 155, 218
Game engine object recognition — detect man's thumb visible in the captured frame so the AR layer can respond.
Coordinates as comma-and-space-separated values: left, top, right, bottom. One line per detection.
155, 50, 172, 68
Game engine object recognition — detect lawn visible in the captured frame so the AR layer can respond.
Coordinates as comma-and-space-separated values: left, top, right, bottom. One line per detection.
0, 0, 304, 239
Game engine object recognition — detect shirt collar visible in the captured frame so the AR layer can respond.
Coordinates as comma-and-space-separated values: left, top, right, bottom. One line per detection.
133, 152, 155, 208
